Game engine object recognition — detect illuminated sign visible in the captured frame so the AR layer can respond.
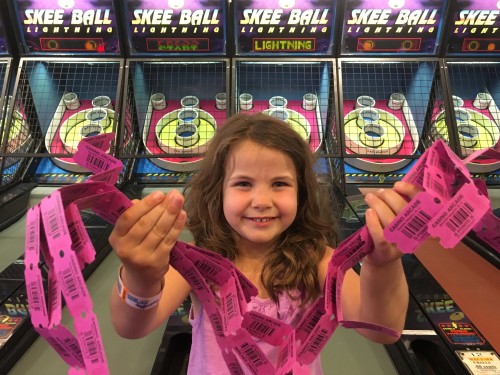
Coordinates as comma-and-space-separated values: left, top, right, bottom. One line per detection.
124, 0, 226, 55
447, 0, 500, 54
13, 0, 120, 54
235, 0, 336, 54
341, 0, 447, 55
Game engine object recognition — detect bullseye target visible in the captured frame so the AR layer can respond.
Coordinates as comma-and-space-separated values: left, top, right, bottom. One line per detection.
2, 110, 32, 168
59, 108, 115, 154
143, 102, 218, 172
154, 109, 216, 155
235, 94, 320, 152
261, 108, 311, 142
342, 93, 420, 172
344, 108, 405, 155
431, 108, 500, 156
45, 95, 131, 173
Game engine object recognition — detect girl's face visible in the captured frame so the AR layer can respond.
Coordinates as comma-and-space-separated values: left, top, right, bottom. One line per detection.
222, 140, 298, 253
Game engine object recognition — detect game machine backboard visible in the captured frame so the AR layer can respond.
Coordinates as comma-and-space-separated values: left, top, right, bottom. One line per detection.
118, 0, 230, 187
338, 2, 500, 374
0, 2, 132, 372
232, 0, 344, 233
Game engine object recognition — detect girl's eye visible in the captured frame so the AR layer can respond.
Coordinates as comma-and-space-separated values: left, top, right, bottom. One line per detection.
235, 181, 251, 187
273, 181, 288, 187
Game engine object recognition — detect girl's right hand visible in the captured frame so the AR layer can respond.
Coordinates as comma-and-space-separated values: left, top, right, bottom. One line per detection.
109, 190, 187, 295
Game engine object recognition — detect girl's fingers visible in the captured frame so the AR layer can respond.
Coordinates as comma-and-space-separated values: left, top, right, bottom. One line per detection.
393, 181, 422, 200
141, 190, 185, 251
365, 208, 388, 248
152, 209, 187, 262
365, 191, 399, 228
113, 191, 166, 237
367, 189, 408, 223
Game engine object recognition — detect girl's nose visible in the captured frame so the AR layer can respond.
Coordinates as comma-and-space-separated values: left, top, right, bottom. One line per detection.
251, 188, 272, 209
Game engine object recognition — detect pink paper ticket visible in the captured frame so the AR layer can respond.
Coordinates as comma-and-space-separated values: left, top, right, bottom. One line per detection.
24, 134, 131, 374
384, 191, 443, 254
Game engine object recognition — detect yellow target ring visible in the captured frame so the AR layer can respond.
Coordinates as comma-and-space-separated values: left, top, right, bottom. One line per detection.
261, 108, 311, 142
431, 109, 499, 155
344, 108, 405, 155
10, 111, 24, 140
7, 110, 30, 154
155, 109, 216, 154
59, 109, 115, 153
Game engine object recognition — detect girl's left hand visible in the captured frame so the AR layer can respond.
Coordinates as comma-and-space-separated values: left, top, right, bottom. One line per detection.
363, 181, 422, 267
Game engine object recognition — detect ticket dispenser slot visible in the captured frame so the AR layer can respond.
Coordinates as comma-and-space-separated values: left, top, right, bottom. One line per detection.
410, 339, 460, 375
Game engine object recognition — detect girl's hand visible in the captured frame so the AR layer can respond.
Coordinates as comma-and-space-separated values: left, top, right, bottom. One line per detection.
109, 190, 187, 293
363, 181, 421, 267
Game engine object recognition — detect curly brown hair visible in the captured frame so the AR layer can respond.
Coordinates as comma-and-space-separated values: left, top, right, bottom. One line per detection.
183, 113, 337, 306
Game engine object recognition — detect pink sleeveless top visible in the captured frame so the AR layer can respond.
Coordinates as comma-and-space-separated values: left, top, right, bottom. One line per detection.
187, 292, 323, 374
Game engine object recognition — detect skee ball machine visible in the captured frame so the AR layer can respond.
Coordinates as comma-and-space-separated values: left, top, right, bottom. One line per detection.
118, 0, 230, 187
335, 0, 455, 244
338, 1, 500, 374
439, 0, 500, 186
338, 0, 452, 186
0, 2, 131, 372
232, 0, 345, 233
5, 0, 133, 272
437, 0, 500, 267
117, 2, 230, 372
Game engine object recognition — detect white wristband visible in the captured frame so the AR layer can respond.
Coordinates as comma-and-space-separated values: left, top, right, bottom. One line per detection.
117, 265, 164, 310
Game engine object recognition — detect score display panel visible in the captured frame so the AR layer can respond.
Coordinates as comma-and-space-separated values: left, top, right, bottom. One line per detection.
340, 0, 448, 55
234, 0, 337, 55
122, 0, 226, 56
10, 0, 121, 55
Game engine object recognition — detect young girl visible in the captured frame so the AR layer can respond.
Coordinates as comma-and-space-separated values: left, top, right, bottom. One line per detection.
109, 113, 419, 374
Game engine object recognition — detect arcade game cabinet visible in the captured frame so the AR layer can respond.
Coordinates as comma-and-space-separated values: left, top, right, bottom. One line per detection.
117, 1, 230, 373
438, 0, 500, 266
338, 1, 500, 374
0, 1, 135, 373
118, 0, 230, 187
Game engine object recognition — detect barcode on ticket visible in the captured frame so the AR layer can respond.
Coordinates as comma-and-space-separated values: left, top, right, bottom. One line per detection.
27, 280, 43, 313
46, 207, 62, 239
445, 202, 474, 232
86, 154, 110, 171
82, 331, 100, 364
61, 268, 80, 300
246, 320, 276, 337
400, 210, 432, 239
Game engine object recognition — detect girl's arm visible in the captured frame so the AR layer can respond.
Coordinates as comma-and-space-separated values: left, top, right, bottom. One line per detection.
108, 190, 192, 339
319, 181, 421, 344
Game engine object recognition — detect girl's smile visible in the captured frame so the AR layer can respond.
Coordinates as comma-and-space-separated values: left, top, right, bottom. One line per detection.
222, 140, 298, 253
